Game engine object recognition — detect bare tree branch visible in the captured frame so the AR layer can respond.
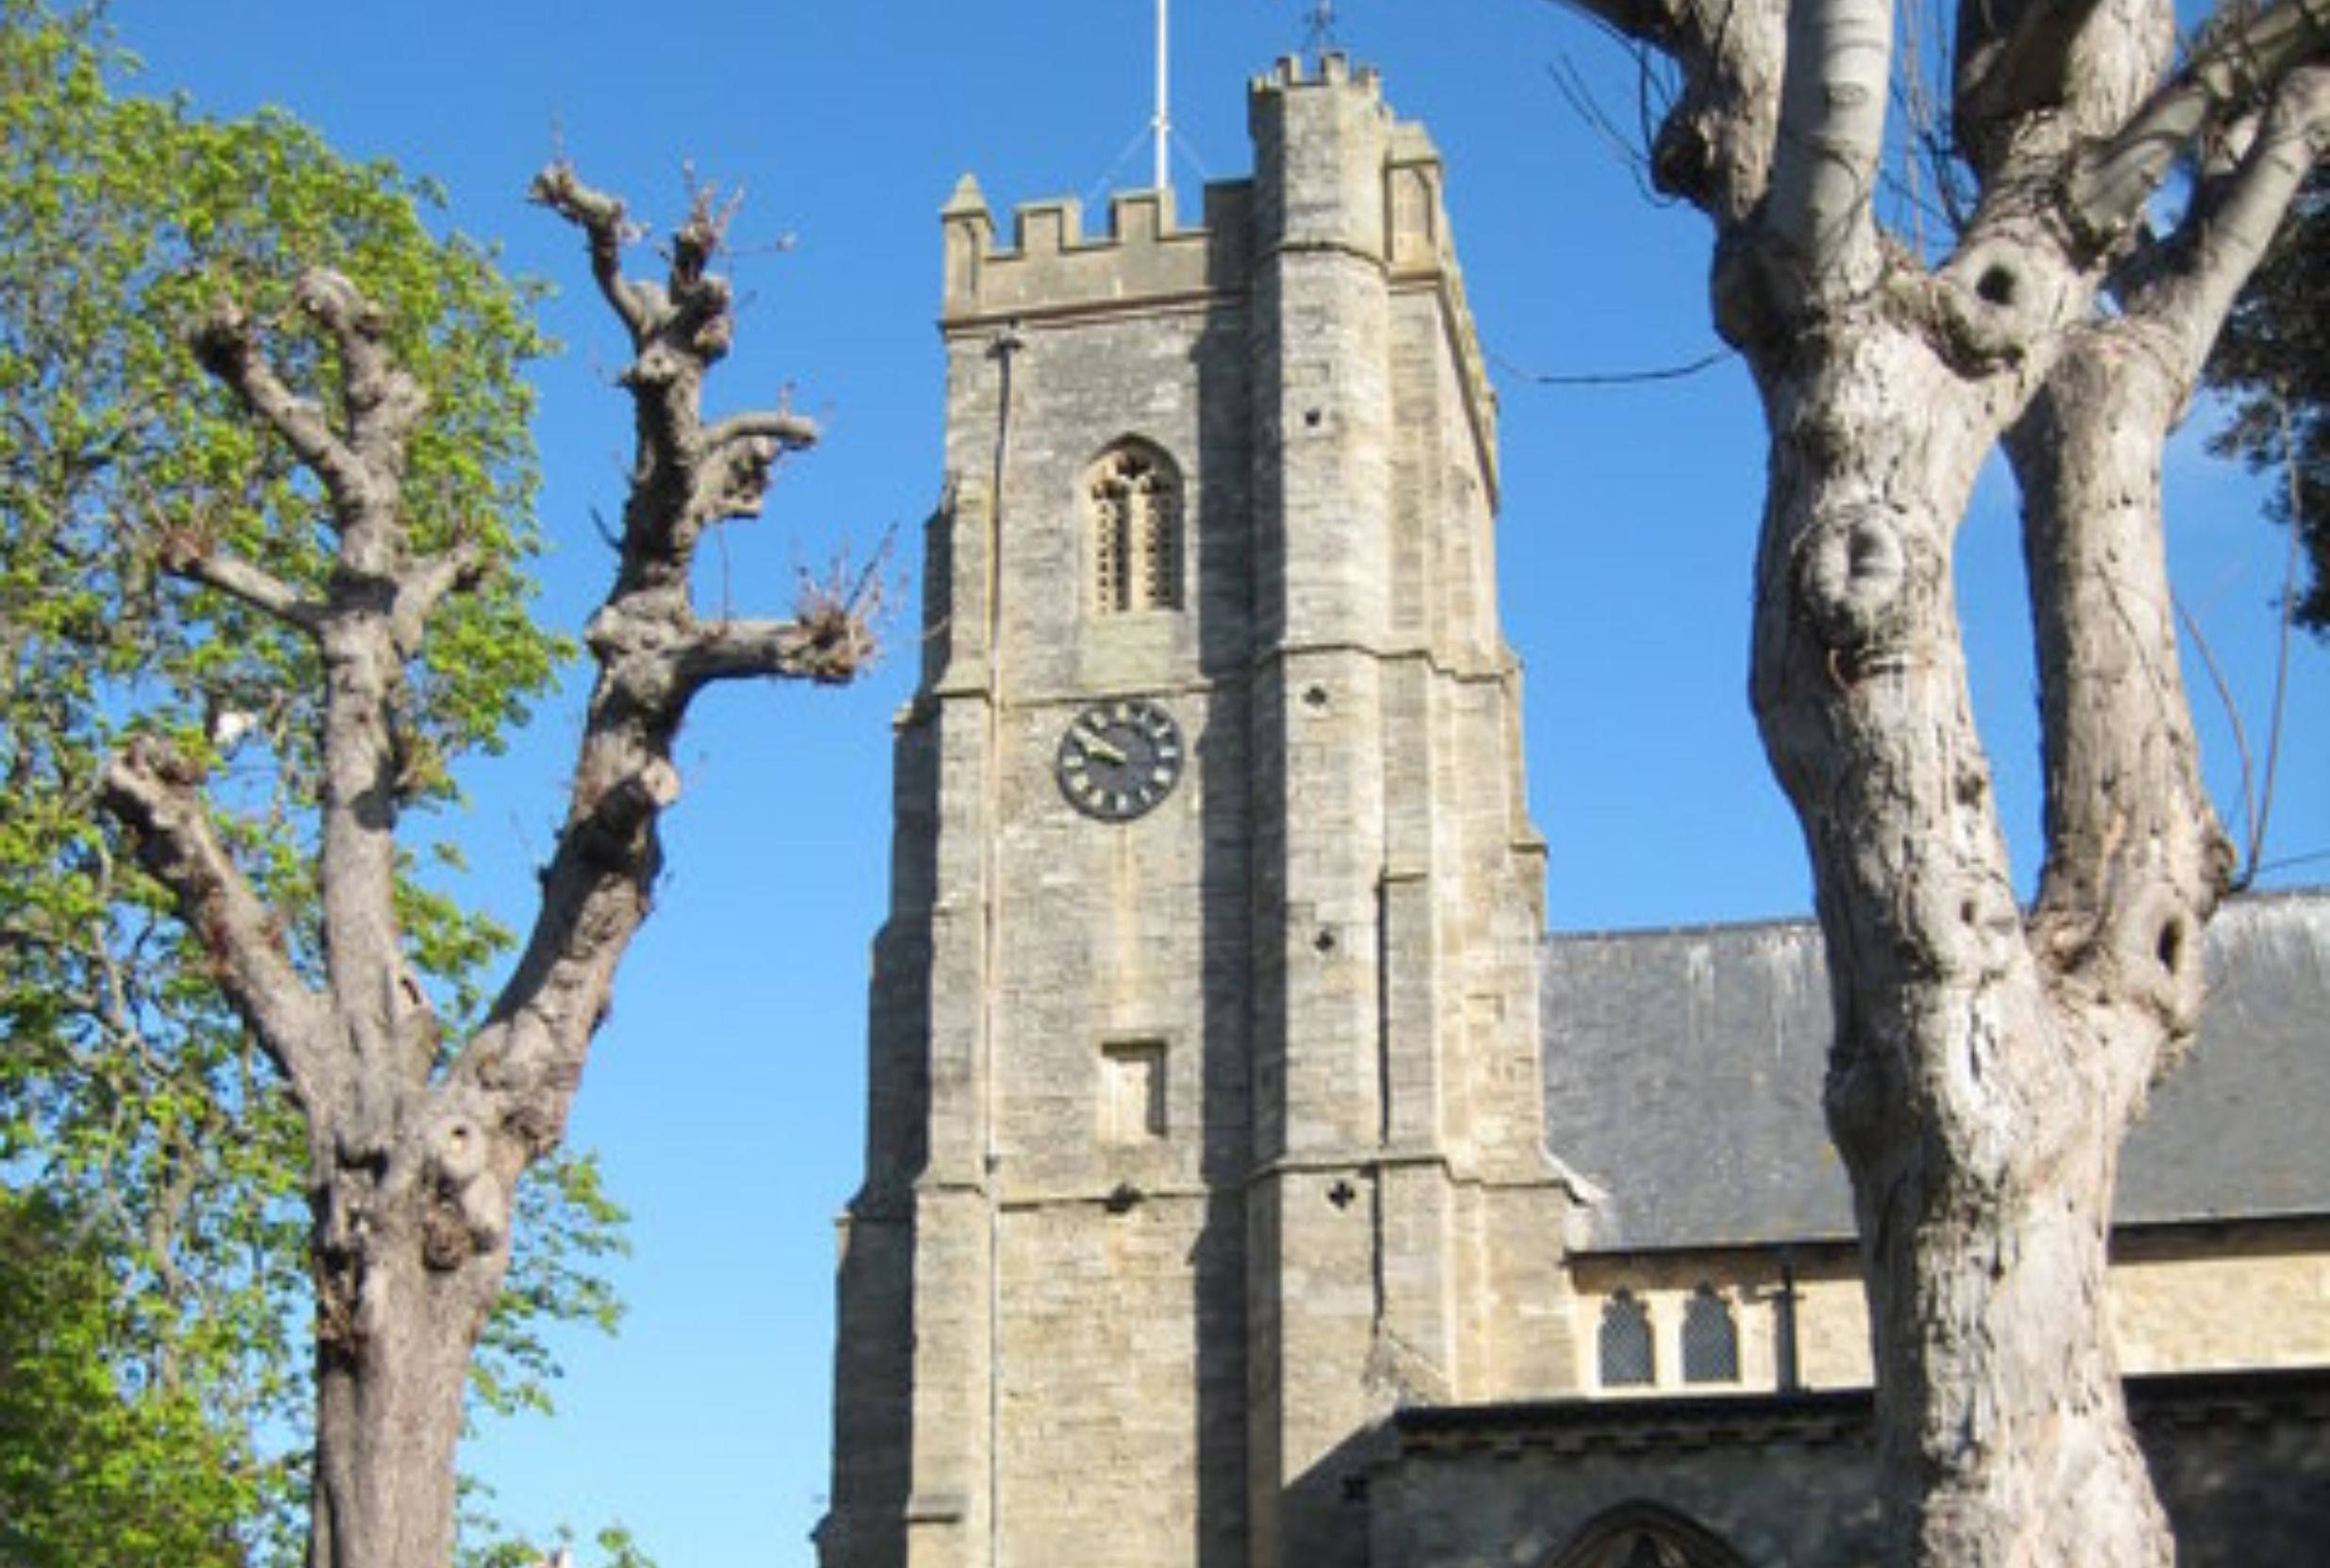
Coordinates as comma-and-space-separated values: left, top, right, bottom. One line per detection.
528, 163, 660, 344
191, 304, 373, 517
678, 612, 875, 688
2132, 64, 2330, 377
1764, 0, 1895, 292
1954, 0, 2115, 168
1997, 71, 2323, 1074
2070, 0, 2330, 247
463, 165, 870, 1145
1551, 0, 1791, 228
703, 408, 821, 453
2012, 323, 2234, 1063
1555, 0, 1687, 48
292, 270, 428, 483
389, 541, 486, 656
157, 537, 323, 633
98, 737, 336, 1115
687, 436, 786, 527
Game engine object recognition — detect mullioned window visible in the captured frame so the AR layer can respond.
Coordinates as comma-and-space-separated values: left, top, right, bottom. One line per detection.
1089, 441, 1183, 613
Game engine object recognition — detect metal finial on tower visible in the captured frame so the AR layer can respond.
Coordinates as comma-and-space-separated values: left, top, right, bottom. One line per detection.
1303, 0, 1340, 52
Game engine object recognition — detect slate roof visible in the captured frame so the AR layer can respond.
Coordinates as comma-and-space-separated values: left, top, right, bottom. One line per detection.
1540, 890, 2330, 1252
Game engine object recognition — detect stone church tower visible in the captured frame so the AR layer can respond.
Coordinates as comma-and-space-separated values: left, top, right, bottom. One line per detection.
820, 57, 1578, 1568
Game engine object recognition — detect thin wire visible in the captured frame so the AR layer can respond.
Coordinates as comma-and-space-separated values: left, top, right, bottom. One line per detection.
1084, 122, 1157, 207
2251, 846, 2330, 878
2246, 388, 2305, 879
1489, 344, 1736, 388
1086, 122, 1213, 208
1169, 124, 1213, 184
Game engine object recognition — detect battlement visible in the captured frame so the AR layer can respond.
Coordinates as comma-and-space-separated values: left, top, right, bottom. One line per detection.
1249, 49, 1383, 102
940, 173, 1253, 326
935, 53, 1498, 484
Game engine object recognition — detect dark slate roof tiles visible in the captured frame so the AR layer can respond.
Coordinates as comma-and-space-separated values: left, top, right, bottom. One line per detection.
1541, 890, 2330, 1252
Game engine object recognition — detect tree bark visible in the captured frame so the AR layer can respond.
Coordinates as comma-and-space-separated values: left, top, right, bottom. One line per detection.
1746, 293, 2176, 1568
308, 1211, 507, 1568
1547, 0, 2326, 1554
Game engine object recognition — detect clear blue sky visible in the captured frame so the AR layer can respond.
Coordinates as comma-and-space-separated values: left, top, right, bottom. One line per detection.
101, 2, 2330, 1562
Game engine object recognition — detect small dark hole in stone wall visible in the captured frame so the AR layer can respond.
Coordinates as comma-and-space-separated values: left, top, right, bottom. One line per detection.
1977, 266, 2015, 305
1304, 407, 1323, 429
1314, 927, 1337, 954
1303, 683, 1330, 710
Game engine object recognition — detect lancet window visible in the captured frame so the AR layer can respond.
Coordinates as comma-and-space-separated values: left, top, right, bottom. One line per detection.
1089, 442, 1183, 613
1598, 1291, 1655, 1387
1681, 1284, 1740, 1383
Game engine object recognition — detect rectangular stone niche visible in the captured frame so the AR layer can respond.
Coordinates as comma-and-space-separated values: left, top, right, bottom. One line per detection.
1100, 1039, 1168, 1144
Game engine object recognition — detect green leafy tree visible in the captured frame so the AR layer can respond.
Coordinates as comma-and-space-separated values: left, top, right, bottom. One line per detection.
0, 6, 693, 1563
2207, 165, 2328, 634
0, 1189, 254, 1568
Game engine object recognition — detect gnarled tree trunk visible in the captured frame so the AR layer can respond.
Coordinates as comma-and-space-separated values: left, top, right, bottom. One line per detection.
1546, 0, 2330, 1555
1748, 310, 2181, 1567
309, 1214, 505, 1568
102, 169, 872, 1568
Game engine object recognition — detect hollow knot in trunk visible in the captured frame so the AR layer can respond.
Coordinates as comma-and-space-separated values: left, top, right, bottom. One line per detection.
420, 1108, 508, 1269
1798, 504, 1916, 658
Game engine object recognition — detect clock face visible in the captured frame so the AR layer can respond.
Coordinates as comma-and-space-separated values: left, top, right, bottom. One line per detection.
1056, 698, 1185, 822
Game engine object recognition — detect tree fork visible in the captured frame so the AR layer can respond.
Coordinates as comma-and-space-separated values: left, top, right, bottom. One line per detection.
1548, 0, 2329, 1553
103, 164, 874, 1568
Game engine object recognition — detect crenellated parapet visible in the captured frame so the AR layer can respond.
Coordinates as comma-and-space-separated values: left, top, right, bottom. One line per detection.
940, 173, 1252, 326
937, 52, 1498, 494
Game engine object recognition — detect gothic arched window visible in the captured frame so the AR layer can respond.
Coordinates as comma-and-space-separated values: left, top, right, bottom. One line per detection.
1544, 1502, 1752, 1568
1088, 441, 1183, 613
1682, 1284, 1740, 1383
1598, 1291, 1655, 1387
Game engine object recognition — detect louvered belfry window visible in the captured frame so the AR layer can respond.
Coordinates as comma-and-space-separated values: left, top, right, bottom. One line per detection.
1089, 443, 1182, 613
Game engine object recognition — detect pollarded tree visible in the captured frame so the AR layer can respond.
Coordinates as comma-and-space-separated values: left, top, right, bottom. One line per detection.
1540, 0, 2328, 1560
11, 32, 875, 1568
0, 7, 641, 1561
96, 163, 872, 1567
97, 164, 871, 1567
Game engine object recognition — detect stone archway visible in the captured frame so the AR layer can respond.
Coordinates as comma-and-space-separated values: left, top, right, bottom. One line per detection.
1545, 1501, 1753, 1568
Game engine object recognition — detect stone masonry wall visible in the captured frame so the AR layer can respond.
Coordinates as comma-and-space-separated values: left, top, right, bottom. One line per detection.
826, 56, 1569, 1568
1563, 1219, 2330, 1407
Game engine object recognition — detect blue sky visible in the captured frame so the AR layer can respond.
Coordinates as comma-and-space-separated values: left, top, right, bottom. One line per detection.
100, 2, 2330, 1563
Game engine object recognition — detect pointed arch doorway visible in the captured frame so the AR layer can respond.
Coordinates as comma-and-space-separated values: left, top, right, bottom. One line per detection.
1544, 1501, 1752, 1568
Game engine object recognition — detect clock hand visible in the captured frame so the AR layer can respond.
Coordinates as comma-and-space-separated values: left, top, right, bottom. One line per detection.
1079, 729, 1128, 765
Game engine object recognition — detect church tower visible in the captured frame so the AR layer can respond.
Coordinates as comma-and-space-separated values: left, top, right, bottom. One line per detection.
822, 57, 1578, 1568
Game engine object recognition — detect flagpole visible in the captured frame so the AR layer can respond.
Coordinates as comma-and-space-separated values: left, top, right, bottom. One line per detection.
1152, 0, 1171, 193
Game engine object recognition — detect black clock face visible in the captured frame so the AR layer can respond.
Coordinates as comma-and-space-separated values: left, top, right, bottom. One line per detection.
1056, 698, 1184, 822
